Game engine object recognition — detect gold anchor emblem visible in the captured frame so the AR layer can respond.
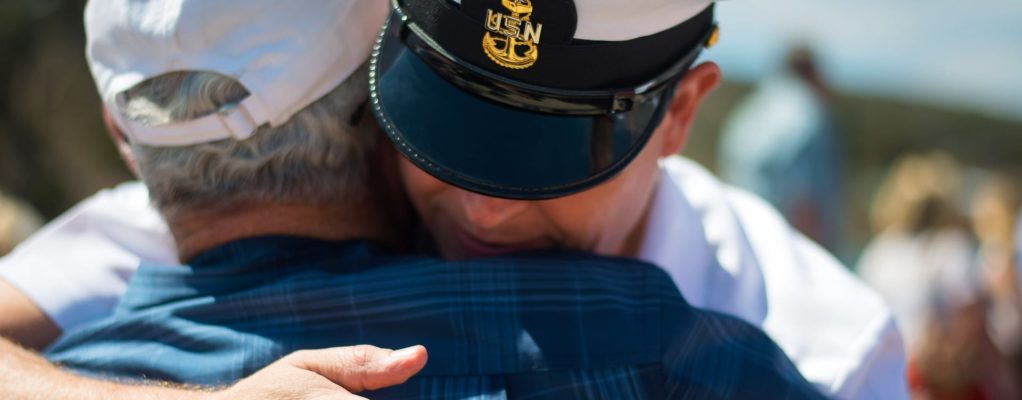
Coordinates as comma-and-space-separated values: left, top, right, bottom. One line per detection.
482, 0, 543, 69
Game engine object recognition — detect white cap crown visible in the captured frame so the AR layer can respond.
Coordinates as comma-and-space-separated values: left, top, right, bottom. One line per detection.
85, 0, 389, 146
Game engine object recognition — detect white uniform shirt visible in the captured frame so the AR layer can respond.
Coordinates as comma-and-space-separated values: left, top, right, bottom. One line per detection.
639, 156, 908, 399
1, 157, 907, 398
0, 182, 176, 330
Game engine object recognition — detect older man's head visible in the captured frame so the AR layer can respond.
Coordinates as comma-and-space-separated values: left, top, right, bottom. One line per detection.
120, 67, 376, 215
84, 0, 394, 258
85, 0, 390, 216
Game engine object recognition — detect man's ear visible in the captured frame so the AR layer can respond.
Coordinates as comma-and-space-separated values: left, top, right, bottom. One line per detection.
658, 62, 722, 157
102, 107, 141, 177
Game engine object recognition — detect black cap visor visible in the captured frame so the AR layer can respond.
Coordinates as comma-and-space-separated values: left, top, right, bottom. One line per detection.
370, 8, 706, 200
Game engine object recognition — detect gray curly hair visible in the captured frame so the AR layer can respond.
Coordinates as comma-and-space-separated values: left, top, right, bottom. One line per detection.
120, 63, 377, 215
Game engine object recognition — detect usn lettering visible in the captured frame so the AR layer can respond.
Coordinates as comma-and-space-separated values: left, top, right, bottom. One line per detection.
485, 9, 543, 44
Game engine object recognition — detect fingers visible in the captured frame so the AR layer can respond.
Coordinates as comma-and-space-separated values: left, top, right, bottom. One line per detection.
288, 344, 428, 393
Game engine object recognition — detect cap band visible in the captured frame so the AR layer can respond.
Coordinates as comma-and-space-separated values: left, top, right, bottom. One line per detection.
394, 9, 715, 116
391, 0, 716, 116
398, 0, 716, 91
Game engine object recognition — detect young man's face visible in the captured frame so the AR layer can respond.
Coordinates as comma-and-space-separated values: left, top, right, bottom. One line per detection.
398, 122, 667, 260
398, 63, 721, 260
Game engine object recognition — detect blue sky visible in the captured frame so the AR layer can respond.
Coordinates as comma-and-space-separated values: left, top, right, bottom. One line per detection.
706, 0, 1022, 121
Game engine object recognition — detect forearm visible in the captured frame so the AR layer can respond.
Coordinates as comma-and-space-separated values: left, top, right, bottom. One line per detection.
0, 279, 61, 350
0, 337, 210, 400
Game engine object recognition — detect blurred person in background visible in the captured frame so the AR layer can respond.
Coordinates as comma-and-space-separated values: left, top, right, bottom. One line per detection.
971, 175, 1022, 379
1013, 214, 1022, 369
718, 45, 846, 255
0, 191, 43, 256
1012, 213, 1022, 393
899, 172, 1022, 400
857, 151, 977, 355
1015, 213, 1022, 348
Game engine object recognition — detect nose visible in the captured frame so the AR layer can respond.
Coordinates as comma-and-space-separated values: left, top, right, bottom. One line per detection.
457, 189, 529, 231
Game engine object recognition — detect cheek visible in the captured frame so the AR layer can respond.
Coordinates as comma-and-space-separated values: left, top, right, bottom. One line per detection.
398, 157, 444, 216
537, 178, 633, 248
539, 197, 601, 240
540, 143, 662, 251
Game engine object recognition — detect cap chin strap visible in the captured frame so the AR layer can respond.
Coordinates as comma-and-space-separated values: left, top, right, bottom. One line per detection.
114, 95, 274, 147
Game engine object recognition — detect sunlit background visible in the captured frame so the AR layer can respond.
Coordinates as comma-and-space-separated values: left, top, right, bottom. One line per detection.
690, 1, 1022, 396
688, 0, 1022, 256
1, 0, 1020, 397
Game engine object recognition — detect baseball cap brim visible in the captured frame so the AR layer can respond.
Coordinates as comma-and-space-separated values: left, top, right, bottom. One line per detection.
369, 15, 673, 200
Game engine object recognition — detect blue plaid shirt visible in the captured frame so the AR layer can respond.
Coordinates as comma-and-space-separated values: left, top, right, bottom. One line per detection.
46, 236, 826, 399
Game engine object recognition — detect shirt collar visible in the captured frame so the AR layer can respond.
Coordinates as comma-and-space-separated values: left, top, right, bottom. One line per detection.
636, 164, 713, 308
638, 156, 770, 324
118, 236, 387, 312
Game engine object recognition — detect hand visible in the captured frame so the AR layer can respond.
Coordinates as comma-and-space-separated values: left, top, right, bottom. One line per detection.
209, 344, 428, 400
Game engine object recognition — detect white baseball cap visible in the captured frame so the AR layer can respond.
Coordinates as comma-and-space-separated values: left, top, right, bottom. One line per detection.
85, 0, 389, 146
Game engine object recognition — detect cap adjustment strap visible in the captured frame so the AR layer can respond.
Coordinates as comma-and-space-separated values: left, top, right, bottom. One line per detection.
118, 100, 265, 146
218, 100, 260, 141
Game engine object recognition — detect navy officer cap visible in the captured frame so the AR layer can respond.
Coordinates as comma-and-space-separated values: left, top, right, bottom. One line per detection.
371, 0, 721, 199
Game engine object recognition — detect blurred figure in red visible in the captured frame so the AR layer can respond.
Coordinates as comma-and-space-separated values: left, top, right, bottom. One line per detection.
897, 172, 1022, 400
972, 175, 1022, 362
858, 152, 978, 356
966, 176, 1022, 398
1014, 213, 1022, 353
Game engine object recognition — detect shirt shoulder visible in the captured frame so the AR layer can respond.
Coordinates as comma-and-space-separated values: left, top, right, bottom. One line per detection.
0, 181, 175, 331
661, 156, 908, 399
726, 186, 907, 398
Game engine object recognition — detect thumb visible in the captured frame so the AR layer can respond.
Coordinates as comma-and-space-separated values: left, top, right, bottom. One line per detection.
288, 344, 428, 393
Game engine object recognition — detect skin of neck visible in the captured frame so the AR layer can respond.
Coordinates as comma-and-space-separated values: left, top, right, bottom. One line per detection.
618, 170, 661, 258
147, 136, 415, 264
166, 197, 397, 263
